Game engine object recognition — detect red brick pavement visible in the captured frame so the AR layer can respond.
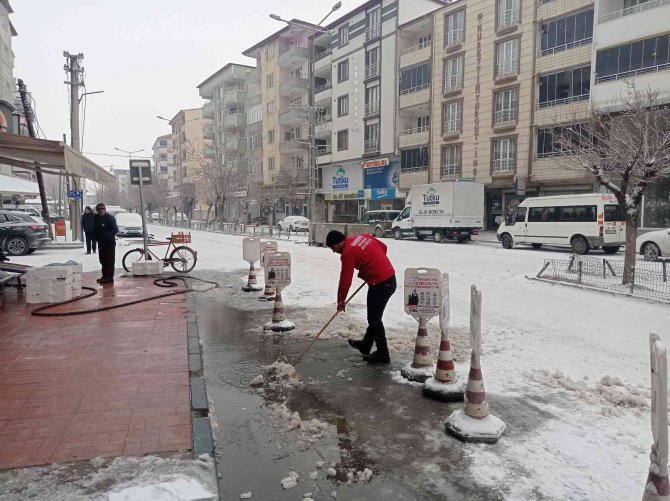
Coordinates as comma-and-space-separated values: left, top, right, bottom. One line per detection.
0, 272, 192, 469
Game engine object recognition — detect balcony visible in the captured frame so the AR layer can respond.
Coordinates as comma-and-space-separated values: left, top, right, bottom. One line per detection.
600, 0, 670, 22
279, 45, 309, 67
364, 101, 381, 118
364, 138, 380, 155
365, 62, 380, 80
314, 81, 332, 103
399, 126, 429, 148
278, 106, 310, 126
279, 77, 309, 97
365, 24, 381, 42
400, 40, 432, 68
223, 86, 247, 106
315, 117, 332, 137
279, 139, 309, 154
202, 100, 215, 119
225, 135, 245, 153
248, 67, 260, 82
493, 108, 518, 128
224, 111, 246, 129
399, 84, 430, 109
314, 48, 332, 72
203, 123, 215, 140
399, 170, 429, 190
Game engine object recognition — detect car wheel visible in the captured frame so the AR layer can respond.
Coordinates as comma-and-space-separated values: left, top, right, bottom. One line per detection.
602, 246, 620, 254
643, 242, 661, 261
374, 227, 383, 238
5, 236, 29, 256
501, 233, 513, 249
433, 230, 444, 243
393, 228, 403, 240
571, 236, 589, 255
531, 243, 542, 249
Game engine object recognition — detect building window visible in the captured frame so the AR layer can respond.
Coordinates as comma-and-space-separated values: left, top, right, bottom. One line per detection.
366, 7, 381, 41
365, 47, 381, 79
159, 140, 168, 147
337, 95, 349, 117
338, 60, 349, 82
541, 9, 594, 56
496, 38, 520, 78
268, 130, 275, 144
365, 85, 380, 117
443, 55, 464, 92
364, 123, 379, 153
445, 10, 465, 46
268, 157, 275, 171
339, 25, 349, 47
160, 153, 168, 160
267, 101, 275, 115
247, 131, 263, 150
337, 130, 349, 151
536, 124, 588, 158
399, 63, 431, 94
442, 101, 462, 134
247, 103, 262, 124
417, 116, 430, 129
441, 145, 462, 177
538, 65, 590, 107
497, 0, 520, 29
595, 34, 670, 83
401, 147, 429, 171
492, 138, 516, 172
418, 35, 432, 48
266, 44, 275, 60
266, 73, 274, 88
494, 88, 518, 125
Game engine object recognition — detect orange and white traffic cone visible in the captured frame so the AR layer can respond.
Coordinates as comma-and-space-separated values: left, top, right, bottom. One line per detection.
258, 282, 276, 301
264, 289, 295, 332
401, 317, 435, 383
242, 263, 262, 292
445, 285, 505, 443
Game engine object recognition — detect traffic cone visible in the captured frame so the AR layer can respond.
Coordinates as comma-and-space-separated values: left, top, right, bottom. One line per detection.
423, 336, 464, 402
264, 289, 295, 332
258, 282, 276, 301
242, 263, 262, 292
445, 285, 505, 443
401, 317, 434, 383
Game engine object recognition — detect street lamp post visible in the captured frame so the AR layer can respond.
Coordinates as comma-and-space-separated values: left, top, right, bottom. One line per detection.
114, 147, 148, 258
270, 2, 342, 222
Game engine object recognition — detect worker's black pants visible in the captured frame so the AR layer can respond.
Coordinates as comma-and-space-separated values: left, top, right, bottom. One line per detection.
97, 241, 116, 281
361, 275, 397, 355
85, 231, 97, 253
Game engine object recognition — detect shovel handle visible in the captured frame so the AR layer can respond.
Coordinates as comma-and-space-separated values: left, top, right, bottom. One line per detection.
293, 282, 366, 366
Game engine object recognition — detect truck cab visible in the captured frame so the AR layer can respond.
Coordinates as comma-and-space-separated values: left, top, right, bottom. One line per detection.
392, 207, 413, 240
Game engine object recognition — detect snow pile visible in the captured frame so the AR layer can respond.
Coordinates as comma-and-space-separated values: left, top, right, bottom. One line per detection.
445, 409, 507, 441
107, 477, 214, 500
266, 402, 331, 445
239, 492, 253, 499
254, 361, 301, 387
389, 370, 424, 387
344, 467, 374, 484
280, 471, 299, 489
249, 375, 264, 387
528, 369, 650, 412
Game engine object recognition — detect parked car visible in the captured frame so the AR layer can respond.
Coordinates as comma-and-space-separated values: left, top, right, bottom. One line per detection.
277, 216, 310, 232
252, 216, 268, 226
150, 212, 162, 222
636, 228, 670, 261
115, 212, 145, 238
0, 210, 50, 255
358, 210, 401, 238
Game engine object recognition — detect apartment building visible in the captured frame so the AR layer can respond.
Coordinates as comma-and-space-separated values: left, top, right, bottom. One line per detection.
168, 108, 205, 219
0, 0, 15, 104
112, 168, 130, 195
313, 0, 445, 223
152, 134, 174, 191
198, 63, 260, 222
591, 0, 670, 228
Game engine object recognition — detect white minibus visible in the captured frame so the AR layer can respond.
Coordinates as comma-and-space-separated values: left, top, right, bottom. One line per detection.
496, 193, 625, 254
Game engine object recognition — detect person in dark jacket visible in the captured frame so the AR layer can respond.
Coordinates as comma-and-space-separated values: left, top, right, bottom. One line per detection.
81, 206, 96, 254
92, 203, 118, 284
327, 230, 397, 364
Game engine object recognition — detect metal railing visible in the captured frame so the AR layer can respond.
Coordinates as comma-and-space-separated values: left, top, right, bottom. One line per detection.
541, 37, 592, 56
314, 48, 332, 61
498, 9, 520, 28
599, 0, 670, 23
364, 138, 379, 153
314, 81, 332, 93
365, 62, 380, 80
401, 39, 432, 56
399, 82, 430, 96
535, 255, 670, 303
496, 60, 518, 78
441, 164, 461, 177
538, 93, 589, 109
400, 125, 429, 136
442, 119, 462, 135
153, 220, 308, 241
366, 24, 381, 41
494, 108, 518, 125
492, 158, 515, 172
401, 165, 429, 173
445, 29, 464, 47
225, 85, 246, 94
316, 145, 333, 156
596, 62, 670, 83
280, 43, 307, 55
443, 75, 463, 93
364, 101, 381, 117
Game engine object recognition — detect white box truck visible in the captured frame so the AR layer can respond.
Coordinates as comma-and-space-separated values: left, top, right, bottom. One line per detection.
391, 182, 484, 243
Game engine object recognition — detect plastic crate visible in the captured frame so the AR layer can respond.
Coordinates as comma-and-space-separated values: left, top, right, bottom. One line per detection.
170, 232, 192, 244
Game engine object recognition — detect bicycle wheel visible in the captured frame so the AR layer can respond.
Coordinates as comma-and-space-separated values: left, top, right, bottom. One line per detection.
122, 249, 144, 272
169, 246, 197, 273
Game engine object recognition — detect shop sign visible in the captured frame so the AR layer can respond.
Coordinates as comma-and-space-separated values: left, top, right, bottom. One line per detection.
364, 160, 401, 190
234, 190, 248, 197
331, 167, 349, 191
322, 164, 363, 194
362, 158, 389, 169
325, 190, 363, 201
370, 188, 396, 200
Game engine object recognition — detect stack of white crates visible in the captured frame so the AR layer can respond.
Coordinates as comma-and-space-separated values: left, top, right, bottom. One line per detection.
132, 259, 162, 276
26, 263, 83, 304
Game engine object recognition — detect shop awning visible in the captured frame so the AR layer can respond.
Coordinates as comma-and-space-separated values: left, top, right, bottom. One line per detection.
0, 172, 39, 196
0, 134, 116, 184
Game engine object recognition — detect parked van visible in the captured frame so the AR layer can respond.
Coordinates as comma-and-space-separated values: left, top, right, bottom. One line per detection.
358, 210, 401, 238
496, 193, 625, 254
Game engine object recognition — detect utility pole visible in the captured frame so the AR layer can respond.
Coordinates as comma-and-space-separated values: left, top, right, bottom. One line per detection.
64, 51, 84, 241
17, 79, 54, 239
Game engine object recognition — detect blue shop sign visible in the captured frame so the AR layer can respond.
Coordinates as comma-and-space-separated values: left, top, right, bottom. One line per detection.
371, 188, 396, 200
363, 161, 401, 190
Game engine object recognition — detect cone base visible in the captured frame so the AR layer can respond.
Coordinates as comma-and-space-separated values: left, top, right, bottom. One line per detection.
263, 320, 295, 332
423, 376, 465, 402
258, 295, 276, 301
445, 409, 506, 443
242, 286, 263, 292
400, 363, 435, 383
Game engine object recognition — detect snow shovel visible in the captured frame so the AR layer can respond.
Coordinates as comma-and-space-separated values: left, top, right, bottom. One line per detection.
293, 282, 366, 366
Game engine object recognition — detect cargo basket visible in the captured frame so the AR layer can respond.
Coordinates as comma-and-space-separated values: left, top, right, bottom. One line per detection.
170, 232, 192, 244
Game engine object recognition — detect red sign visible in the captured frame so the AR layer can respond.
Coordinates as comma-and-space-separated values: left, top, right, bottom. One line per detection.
55, 219, 66, 237
362, 158, 389, 169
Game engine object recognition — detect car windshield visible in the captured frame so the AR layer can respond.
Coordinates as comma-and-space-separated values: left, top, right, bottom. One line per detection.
115, 213, 142, 226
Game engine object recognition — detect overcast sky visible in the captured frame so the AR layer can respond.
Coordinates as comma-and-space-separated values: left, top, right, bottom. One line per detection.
13, 0, 358, 170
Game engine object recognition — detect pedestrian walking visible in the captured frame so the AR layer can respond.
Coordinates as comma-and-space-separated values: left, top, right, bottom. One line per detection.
326, 230, 396, 364
81, 206, 96, 254
92, 203, 118, 284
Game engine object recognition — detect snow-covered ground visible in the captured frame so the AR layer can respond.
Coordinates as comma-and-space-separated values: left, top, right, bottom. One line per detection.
12, 223, 670, 500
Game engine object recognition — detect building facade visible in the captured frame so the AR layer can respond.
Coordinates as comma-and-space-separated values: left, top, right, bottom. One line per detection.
152, 134, 174, 192
168, 108, 205, 219
0, 0, 15, 104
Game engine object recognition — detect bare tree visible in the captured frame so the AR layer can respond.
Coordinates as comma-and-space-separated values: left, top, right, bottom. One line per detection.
556, 86, 670, 283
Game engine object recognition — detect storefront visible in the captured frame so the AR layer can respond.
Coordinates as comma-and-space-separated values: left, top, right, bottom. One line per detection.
322, 162, 364, 223
362, 158, 404, 211
642, 177, 670, 229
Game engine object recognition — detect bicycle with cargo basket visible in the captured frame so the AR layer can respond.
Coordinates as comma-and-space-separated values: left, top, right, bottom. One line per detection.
122, 232, 197, 273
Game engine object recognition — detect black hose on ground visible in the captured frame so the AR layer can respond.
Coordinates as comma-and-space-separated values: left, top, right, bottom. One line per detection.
30, 275, 219, 317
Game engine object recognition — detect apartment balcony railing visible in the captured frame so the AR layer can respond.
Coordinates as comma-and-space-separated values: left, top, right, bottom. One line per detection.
315, 117, 332, 137
279, 77, 309, 97
365, 62, 381, 80
399, 126, 430, 148
400, 40, 432, 67
364, 138, 380, 154
314, 81, 332, 99
494, 108, 518, 126
599, 0, 670, 22
279, 139, 309, 154
364, 101, 381, 118
316, 145, 333, 157
496, 60, 518, 79
224, 111, 246, 129
314, 48, 332, 61
540, 37, 592, 56
492, 159, 515, 172
202, 100, 215, 119
595, 62, 670, 83
443, 75, 463, 93
400, 165, 429, 173
399, 83, 430, 96
399, 84, 430, 109
279, 44, 309, 67
442, 119, 462, 135
537, 93, 589, 109
401, 39, 432, 56
365, 24, 381, 42
445, 29, 464, 47
497, 9, 520, 29
278, 106, 310, 126
223, 86, 247, 106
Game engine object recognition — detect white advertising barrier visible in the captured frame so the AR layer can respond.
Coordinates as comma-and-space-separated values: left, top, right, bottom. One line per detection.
243, 237, 262, 264
260, 241, 279, 267
404, 268, 442, 320
264, 252, 291, 291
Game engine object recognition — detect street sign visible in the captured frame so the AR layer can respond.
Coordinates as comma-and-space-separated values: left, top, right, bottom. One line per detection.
67, 190, 82, 198
129, 159, 152, 185
265, 252, 291, 289
260, 241, 278, 267
404, 268, 442, 319
242, 237, 261, 264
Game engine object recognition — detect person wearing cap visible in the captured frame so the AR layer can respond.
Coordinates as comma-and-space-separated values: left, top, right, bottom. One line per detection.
326, 230, 396, 364
92, 203, 118, 284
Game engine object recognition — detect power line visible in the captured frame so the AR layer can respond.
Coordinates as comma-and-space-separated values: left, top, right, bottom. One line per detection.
83, 151, 153, 159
